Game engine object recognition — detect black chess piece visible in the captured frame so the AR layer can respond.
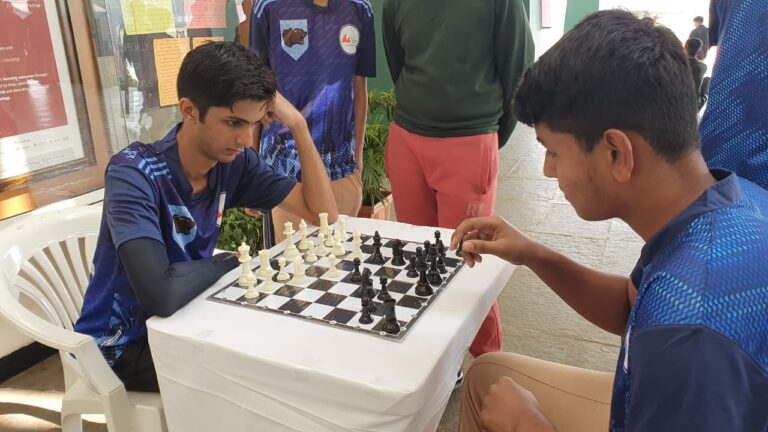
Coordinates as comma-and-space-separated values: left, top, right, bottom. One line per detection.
377, 276, 392, 301
361, 268, 376, 299
406, 256, 418, 278
381, 298, 400, 335
415, 246, 426, 271
390, 240, 406, 266
434, 230, 445, 252
456, 235, 465, 257
373, 231, 382, 247
423, 240, 431, 256
351, 257, 362, 282
415, 266, 434, 296
428, 256, 443, 286
437, 253, 447, 274
369, 243, 385, 264
359, 297, 374, 324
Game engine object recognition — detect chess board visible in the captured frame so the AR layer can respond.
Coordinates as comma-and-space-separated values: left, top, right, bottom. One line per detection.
207, 229, 465, 340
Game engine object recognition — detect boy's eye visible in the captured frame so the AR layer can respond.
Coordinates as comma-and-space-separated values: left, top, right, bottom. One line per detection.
227, 120, 241, 127
547, 150, 557, 159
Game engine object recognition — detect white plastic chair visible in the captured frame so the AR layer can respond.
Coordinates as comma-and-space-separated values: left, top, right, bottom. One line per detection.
0, 206, 167, 432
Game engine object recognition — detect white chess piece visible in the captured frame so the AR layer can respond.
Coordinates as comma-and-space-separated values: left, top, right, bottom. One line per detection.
238, 242, 256, 287
332, 229, 345, 256
297, 219, 310, 250
319, 212, 330, 236
257, 249, 272, 278
305, 240, 318, 263
324, 230, 335, 247
350, 229, 363, 259
260, 276, 277, 293
284, 222, 299, 259
244, 280, 259, 299
290, 255, 306, 284
276, 257, 290, 281
326, 254, 340, 278
316, 233, 329, 256
338, 218, 347, 242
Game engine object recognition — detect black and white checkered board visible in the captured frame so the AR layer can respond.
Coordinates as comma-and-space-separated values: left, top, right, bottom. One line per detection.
207, 229, 465, 340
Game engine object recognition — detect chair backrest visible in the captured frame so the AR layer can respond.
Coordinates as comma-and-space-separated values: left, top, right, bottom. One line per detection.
0, 206, 102, 329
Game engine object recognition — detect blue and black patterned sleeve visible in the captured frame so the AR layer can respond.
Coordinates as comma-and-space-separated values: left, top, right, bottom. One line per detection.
355, 10, 376, 78
626, 325, 768, 431
104, 165, 164, 249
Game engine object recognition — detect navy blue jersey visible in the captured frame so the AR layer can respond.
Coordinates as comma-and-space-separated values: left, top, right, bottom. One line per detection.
250, 0, 376, 182
612, 171, 768, 431
74, 124, 295, 364
700, 0, 768, 190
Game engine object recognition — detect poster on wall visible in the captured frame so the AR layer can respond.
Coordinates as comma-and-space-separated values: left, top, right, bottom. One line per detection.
0, 0, 86, 182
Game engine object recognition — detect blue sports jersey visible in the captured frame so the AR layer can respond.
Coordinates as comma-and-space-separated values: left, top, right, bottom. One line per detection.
699, 0, 768, 189
74, 124, 296, 364
250, 0, 376, 182
611, 170, 768, 431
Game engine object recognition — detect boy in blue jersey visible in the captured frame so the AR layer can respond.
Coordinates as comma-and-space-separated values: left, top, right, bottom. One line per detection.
454, 11, 768, 432
74, 42, 338, 392
249, 0, 375, 244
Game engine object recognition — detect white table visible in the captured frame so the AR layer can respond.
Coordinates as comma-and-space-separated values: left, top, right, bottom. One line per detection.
147, 218, 515, 432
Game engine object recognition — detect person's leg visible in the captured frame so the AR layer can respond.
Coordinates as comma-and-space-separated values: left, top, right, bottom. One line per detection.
460, 352, 613, 432
111, 339, 160, 392
421, 132, 502, 356
385, 122, 438, 226
331, 170, 364, 217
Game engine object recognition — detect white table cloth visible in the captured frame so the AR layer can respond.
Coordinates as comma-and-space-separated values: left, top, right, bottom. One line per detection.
147, 217, 516, 432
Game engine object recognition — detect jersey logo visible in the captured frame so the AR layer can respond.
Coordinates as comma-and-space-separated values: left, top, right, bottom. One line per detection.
339, 24, 359, 55
280, 19, 308, 60
169, 205, 197, 250
216, 192, 226, 227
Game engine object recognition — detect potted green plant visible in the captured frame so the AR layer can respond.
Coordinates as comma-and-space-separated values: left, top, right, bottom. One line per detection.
358, 89, 395, 220
216, 208, 263, 252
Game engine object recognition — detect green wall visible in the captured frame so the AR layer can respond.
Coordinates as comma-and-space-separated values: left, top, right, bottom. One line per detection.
564, 0, 599, 33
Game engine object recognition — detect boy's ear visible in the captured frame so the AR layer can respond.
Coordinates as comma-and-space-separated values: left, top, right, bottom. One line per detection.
602, 129, 634, 183
179, 98, 199, 124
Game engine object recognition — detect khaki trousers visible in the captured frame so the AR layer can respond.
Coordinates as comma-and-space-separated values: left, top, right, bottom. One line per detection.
460, 352, 614, 432
272, 170, 363, 242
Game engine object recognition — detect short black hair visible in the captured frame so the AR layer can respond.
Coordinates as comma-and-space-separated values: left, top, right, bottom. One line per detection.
512, 9, 699, 161
685, 38, 703, 57
693, 16, 704, 23
177, 41, 277, 121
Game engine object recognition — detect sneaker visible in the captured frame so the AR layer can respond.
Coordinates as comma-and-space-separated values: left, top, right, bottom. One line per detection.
453, 369, 465, 391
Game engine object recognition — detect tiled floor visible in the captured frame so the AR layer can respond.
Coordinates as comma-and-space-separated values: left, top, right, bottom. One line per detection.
0, 125, 643, 431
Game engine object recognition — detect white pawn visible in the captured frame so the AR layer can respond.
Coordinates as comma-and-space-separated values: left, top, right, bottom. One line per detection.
316, 233, 329, 256
284, 222, 299, 259
350, 229, 363, 260
260, 276, 277, 294
319, 212, 330, 236
305, 240, 318, 263
290, 255, 306, 284
257, 249, 272, 278
326, 254, 340, 278
244, 281, 259, 299
297, 219, 310, 250
276, 257, 290, 281
332, 229, 345, 256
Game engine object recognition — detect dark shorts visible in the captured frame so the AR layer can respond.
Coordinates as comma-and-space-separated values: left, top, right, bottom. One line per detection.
111, 339, 159, 392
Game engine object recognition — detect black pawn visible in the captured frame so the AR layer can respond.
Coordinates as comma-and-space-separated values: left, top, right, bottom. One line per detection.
359, 297, 374, 324
406, 256, 419, 278
423, 240, 432, 256
381, 298, 400, 335
428, 256, 443, 286
390, 240, 406, 266
373, 231, 382, 247
378, 276, 392, 301
350, 257, 362, 282
370, 244, 385, 264
415, 246, 426, 271
415, 266, 434, 296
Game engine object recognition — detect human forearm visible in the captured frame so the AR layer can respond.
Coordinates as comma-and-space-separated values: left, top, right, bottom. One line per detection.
353, 76, 367, 170
524, 242, 631, 335
119, 238, 238, 317
291, 122, 339, 222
